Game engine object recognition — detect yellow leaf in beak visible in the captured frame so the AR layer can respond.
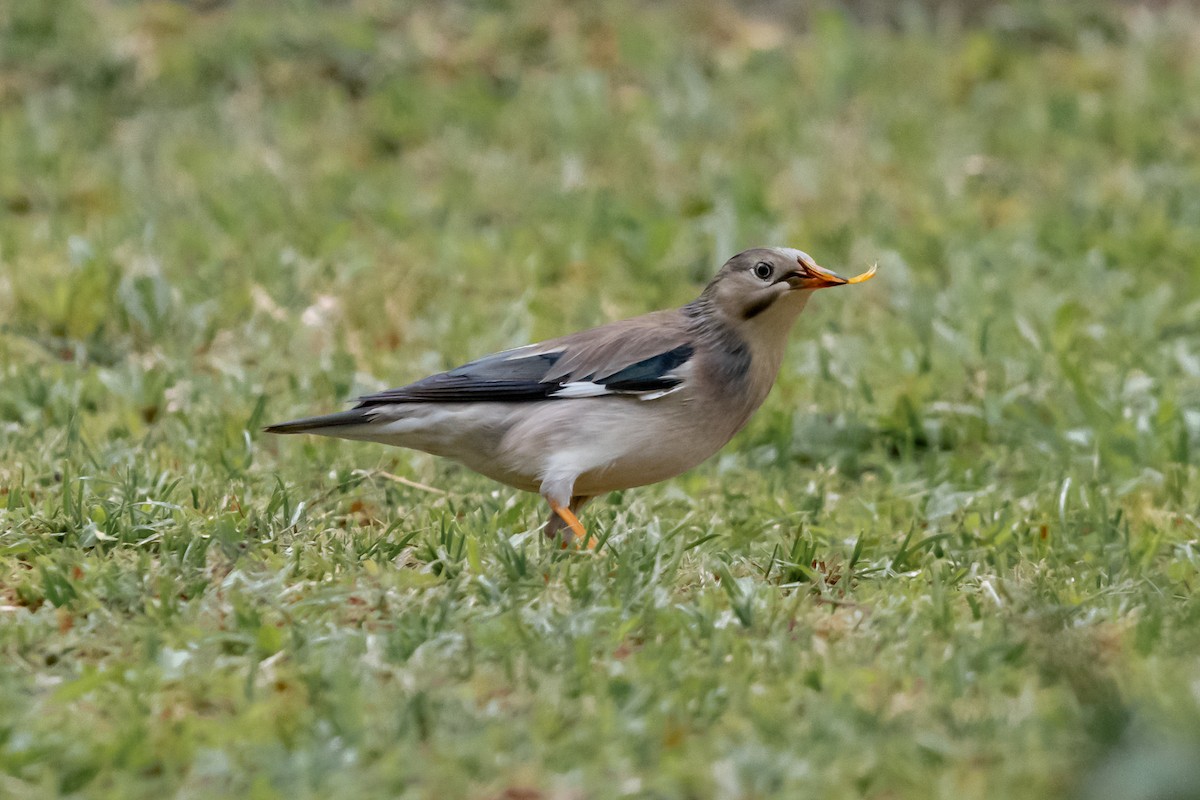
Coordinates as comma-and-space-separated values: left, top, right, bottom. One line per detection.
845, 264, 878, 285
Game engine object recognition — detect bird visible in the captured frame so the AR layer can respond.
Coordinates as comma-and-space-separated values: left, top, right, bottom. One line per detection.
265, 247, 875, 544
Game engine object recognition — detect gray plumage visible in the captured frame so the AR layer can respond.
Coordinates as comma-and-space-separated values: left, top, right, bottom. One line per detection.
266, 247, 865, 542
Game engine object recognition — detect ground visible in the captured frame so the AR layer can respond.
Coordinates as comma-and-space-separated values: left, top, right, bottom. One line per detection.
2, 1, 1200, 798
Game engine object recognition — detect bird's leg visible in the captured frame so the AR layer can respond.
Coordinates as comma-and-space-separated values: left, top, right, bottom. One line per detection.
543, 495, 581, 539
571, 495, 595, 518
544, 495, 595, 548
550, 500, 587, 542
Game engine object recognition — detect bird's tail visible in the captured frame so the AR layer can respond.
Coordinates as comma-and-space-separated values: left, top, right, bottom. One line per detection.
263, 408, 373, 435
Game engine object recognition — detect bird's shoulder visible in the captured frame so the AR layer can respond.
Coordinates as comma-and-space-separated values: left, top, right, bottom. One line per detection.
356, 309, 697, 406
534, 309, 693, 382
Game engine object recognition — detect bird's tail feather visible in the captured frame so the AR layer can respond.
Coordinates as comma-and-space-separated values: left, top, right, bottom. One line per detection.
263, 408, 373, 435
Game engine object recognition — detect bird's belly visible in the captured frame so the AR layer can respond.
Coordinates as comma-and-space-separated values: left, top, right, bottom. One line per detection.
500, 396, 748, 497
570, 445, 713, 496
357, 396, 751, 498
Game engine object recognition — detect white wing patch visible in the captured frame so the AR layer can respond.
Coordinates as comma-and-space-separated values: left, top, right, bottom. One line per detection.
636, 358, 692, 400
550, 381, 613, 398
550, 379, 689, 401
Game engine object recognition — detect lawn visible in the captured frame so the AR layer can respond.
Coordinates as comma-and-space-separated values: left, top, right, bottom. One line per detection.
2, 1, 1200, 797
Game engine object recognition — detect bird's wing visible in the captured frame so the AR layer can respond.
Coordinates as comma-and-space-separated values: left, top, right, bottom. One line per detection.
355, 310, 695, 406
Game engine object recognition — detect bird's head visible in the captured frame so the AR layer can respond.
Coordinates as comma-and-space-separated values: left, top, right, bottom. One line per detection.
700, 247, 873, 326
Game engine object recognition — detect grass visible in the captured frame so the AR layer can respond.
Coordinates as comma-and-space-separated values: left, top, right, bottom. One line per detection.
2, 1, 1200, 797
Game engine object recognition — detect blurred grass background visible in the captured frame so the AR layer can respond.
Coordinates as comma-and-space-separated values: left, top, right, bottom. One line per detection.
2, 1, 1200, 798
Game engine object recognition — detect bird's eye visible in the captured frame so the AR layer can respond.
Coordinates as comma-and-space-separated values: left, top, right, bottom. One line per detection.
753, 262, 773, 280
